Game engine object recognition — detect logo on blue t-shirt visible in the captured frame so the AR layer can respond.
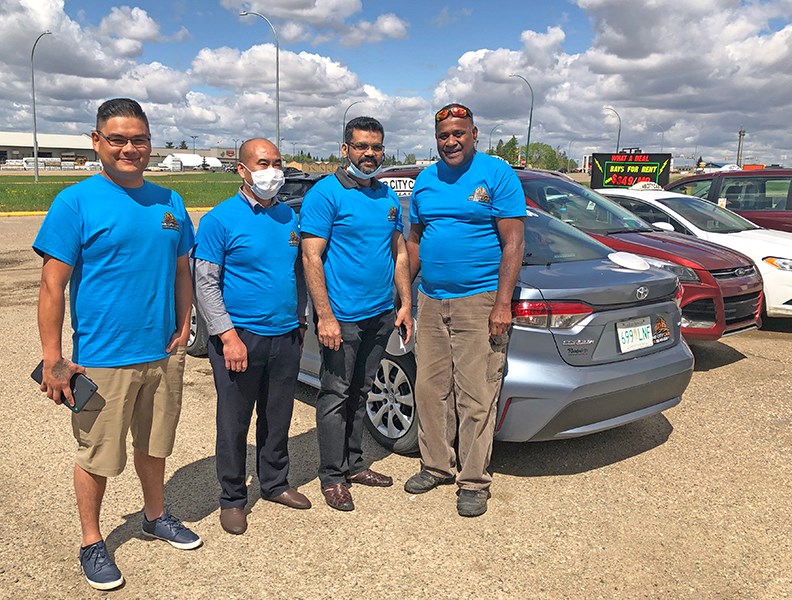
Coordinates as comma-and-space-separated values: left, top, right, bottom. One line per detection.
388, 205, 398, 221
161, 212, 180, 230
288, 230, 300, 246
468, 187, 491, 203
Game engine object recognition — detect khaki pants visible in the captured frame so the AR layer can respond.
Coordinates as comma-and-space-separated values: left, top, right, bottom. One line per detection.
75, 348, 186, 477
414, 291, 508, 491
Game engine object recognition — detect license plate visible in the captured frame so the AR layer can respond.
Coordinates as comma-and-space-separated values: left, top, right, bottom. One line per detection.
617, 317, 654, 353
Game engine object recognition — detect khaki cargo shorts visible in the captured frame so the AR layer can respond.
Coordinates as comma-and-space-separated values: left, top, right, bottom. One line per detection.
73, 347, 186, 477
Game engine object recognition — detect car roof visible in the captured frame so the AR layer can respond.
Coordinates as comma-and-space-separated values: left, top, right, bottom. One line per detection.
598, 188, 693, 202
672, 168, 792, 183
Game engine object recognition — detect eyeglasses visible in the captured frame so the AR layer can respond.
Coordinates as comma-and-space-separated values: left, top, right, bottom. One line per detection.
434, 106, 473, 122
347, 142, 384, 153
95, 130, 151, 149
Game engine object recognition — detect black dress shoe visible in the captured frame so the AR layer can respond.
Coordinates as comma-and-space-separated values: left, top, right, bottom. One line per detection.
347, 469, 393, 487
220, 508, 247, 535
265, 488, 312, 509
404, 470, 455, 494
321, 483, 354, 511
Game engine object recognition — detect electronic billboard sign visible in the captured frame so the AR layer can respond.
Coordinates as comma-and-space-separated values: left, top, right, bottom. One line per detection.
590, 153, 672, 188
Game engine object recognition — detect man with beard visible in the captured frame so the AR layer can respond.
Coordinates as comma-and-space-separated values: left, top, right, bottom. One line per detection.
300, 116, 412, 511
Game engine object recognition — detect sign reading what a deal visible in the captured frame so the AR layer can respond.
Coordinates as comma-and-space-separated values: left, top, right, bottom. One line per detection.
590, 153, 671, 188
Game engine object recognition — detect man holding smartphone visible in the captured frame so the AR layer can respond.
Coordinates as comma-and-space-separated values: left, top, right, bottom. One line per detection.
301, 116, 412, 511
34, 98, 200, 591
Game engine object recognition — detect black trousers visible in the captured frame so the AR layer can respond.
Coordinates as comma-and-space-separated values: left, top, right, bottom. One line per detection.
209, 327, 301, 508
315, 309, 394, 487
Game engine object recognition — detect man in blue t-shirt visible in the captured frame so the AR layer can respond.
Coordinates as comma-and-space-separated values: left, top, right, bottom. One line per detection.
33, 98, 200, 591
404, 103, 526, 518
301, 116, 413, 512
194, 138, 311, 535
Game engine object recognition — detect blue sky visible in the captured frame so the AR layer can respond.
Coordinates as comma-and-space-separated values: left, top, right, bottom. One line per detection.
2, 0, 792, 164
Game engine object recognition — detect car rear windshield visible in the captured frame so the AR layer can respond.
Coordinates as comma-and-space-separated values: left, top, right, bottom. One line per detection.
522, 208, 612, 265
656, 195, 760, 233
521, 177, 653, 234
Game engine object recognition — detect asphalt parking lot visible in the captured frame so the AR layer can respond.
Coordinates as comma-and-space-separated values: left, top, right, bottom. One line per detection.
0, 213, 789, 599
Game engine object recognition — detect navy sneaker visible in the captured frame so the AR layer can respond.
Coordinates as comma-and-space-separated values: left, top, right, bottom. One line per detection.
141, 509, 202, 550
79, 541, 124, 591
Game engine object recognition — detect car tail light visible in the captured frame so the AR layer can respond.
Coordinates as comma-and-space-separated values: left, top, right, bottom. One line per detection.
511, 300, 593, 329
674, 284, 684, 308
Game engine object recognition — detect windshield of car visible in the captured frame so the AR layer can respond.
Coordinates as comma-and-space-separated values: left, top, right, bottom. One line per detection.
522, 208, 612, 265
279, 178, 319, 198
521, 177, 654, 234
656, 195, 760, 233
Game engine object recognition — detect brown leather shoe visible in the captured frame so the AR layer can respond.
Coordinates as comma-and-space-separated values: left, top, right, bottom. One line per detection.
219, 508, 247, 535
321, 483, 354, 511
347, 468, 393, 487
265, 488, 312, 510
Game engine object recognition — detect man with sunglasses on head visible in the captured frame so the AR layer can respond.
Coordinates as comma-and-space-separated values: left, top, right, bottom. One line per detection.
301, 116, 413, 512
404, 103, 525, 517
194, 138, 311, 536
34, 98, 200, 591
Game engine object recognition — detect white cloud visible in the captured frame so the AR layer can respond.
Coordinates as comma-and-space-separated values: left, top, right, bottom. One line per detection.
340, 13, 408, 47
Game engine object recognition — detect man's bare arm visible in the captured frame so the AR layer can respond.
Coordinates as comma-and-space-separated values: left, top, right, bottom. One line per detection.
405, 223, 424, 283
37, 255, 83, 406
301, 233, 342, 350
490, 217, 525, 336
391, 232, 413, 343
167, 254, 193, 352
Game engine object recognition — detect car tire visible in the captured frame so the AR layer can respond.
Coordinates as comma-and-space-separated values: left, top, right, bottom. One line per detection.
364, 352, 419, 455
187, 303, 208, 357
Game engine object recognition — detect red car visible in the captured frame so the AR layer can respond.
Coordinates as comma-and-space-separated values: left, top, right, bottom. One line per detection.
666, 168, 792, 233
378, 166, 763, 342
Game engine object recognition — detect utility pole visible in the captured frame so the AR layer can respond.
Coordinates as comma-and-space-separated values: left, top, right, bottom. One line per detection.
736, 127, 746, 167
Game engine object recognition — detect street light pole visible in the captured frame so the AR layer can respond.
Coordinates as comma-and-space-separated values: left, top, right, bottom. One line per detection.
510, 74, 534, 166
342, 100, 363, 147
240, 11, 280, 151
489, 125, 501, 153
31, 30, 52, 183
604, 106, 622, 153
190, 135, 198, 154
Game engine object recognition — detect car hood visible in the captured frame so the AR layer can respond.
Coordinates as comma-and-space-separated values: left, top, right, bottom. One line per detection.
604, 231, 754, 269
707, 228, 792, 260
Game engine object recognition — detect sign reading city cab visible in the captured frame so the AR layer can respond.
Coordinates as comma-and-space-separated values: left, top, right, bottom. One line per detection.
590, 153, 672, 188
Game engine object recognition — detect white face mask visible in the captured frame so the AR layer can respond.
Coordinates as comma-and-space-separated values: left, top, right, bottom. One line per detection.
346, 160, 383, 180
241, 164, 285, 200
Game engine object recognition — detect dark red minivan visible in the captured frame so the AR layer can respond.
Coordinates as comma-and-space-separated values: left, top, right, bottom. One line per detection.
666, 169, 792, 233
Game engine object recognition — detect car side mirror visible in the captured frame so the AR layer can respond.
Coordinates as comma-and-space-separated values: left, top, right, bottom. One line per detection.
652, 221, 675, 232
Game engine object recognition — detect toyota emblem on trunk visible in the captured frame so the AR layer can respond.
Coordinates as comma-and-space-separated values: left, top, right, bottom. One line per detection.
635, 286, 649, 300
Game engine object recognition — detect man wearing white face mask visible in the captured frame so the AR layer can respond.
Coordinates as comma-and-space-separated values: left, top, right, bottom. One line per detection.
301, 116, 413, 511
194, 138, 311, 535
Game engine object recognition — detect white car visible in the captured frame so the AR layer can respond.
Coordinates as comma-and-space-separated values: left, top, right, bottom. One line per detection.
599, 185, 792, 319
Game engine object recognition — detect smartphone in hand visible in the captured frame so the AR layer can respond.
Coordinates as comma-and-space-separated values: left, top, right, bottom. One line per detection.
31, 361, 98, 413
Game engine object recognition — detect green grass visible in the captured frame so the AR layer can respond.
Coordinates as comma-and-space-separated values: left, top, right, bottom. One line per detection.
0, 172, 240, 212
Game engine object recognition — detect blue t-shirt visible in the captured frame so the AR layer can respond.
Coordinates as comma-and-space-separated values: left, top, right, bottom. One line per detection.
33, 173, 195, 367
300, 171, 403, 321
410, 152, 525, 299
194, 194, 301, 336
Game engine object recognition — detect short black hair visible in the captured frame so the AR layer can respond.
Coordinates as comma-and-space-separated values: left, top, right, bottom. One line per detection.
344, 116, 384, 144
96, 98, 149, 130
